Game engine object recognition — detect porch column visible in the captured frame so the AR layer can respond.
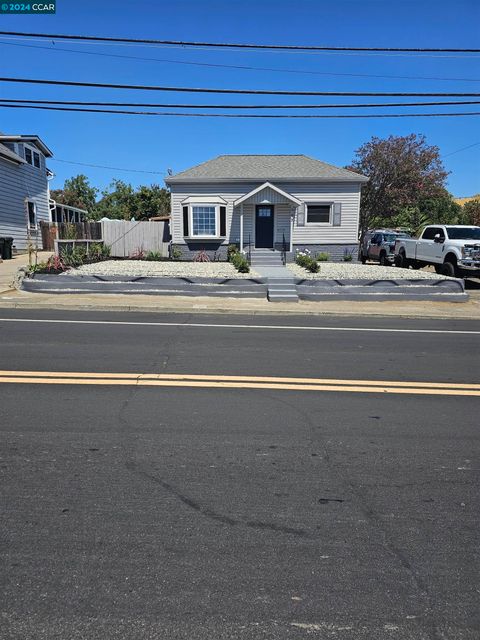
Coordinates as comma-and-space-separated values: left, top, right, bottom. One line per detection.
240, 203, 244, 252
290, 206, 295, 253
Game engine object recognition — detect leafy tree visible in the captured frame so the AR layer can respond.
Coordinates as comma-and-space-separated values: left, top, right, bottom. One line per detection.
93, 179, 137, 220
92, 181, 171, 220
462, 198, 480, 226
133, 184, 170, 220
50, 174, 98, 213
385, 189, 462, 234
347, 134, 449, 238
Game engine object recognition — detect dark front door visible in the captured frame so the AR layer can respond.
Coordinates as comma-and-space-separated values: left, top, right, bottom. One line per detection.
255, 205, 274, 248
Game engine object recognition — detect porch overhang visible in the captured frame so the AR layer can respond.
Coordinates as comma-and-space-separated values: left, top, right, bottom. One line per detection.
233, 182, 302, 207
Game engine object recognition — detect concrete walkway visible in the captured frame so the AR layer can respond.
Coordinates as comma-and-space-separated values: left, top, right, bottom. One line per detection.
0, 252, 52, 294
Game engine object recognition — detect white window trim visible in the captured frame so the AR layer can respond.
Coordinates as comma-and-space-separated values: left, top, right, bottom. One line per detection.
305, 201, 334, 226
27, 201, 37, 230
24, 143, 41, 168
188, 203, 225, 239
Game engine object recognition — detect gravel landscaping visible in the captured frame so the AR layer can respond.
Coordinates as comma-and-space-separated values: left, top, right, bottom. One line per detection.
288, 262, 454, 280
68, 260, 259, 279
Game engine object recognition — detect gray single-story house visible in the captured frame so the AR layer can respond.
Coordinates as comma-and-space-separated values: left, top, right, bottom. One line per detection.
165, 154, 368, 260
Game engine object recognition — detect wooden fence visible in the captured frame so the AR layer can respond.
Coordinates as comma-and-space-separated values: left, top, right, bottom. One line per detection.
42, 220, 171, 257
40, 221, 102, 250
101, 220, 170, 258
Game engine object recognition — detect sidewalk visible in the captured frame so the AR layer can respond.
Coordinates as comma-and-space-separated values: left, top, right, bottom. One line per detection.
1, 287, 479, 319
0, 252, 52, 294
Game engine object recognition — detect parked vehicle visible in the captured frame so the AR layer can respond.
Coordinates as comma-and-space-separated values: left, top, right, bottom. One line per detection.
394, 225, 480, 277
360, 229, 411, 265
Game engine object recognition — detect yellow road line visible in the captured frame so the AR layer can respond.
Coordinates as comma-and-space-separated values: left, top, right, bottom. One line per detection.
0, 376, 479, 396
0, 370, 479, 390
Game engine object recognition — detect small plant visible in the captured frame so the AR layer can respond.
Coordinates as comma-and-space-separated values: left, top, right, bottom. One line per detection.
193, 249, 211, 262
46, 254, 67, 273
129, 247, 145, 260
227, 244, 239, 261
88, 242, 106, 262
317, 252, 330, 262
343, 248, 354, 262
305, 259, 320, 273
295, 249, 312, 268
145, 250, 164, 261
171, 246, 182, 260
230, 252, 250, 273
61, 245, 87, 268
63, 223, 78, 240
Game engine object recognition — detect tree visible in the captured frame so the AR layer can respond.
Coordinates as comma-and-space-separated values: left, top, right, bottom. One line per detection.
93, 179, 136, 220
92, 181, 170, 220
462, 198, 480, 226
133, 184, 170, 220
50, 174, 98, 213
347, 134, 449, 238
387, 189, 462, 234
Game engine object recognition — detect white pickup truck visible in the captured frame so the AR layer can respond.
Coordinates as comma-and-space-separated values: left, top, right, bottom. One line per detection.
394, 225, 480, 277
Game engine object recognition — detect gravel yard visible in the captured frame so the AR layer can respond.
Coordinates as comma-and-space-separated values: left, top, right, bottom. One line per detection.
288, 262, 454, 280
68, 260, 258, 279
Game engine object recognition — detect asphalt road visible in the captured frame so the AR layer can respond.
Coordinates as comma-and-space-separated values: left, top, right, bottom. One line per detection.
0, 309, 479, 640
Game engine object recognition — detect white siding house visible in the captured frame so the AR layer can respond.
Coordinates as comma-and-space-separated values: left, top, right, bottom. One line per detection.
0, 134, 53, 251
165, 155, 368, 261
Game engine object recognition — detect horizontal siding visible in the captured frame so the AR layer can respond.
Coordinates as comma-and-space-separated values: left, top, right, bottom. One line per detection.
170, 181, 361, 246
0, 155, 50, 249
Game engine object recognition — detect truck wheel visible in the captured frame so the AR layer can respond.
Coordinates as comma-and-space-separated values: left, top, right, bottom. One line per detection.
440, 261, 456, 278
434, 264, 443, 274
360, 253, 367, 264
395, 251, 409, 269
379, 252, 388, 266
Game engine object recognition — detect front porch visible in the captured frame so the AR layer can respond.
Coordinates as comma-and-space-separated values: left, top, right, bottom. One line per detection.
233, 182, 301, 253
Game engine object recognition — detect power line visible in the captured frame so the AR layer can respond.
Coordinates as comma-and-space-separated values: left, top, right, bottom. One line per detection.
1, 104, 479, 118
4, 98, 480, 109
2, 76, 480, 97
443, 141, 480, 157
51, 158, 165, 174
2, 39, 479, 83
0, 30, 479, 53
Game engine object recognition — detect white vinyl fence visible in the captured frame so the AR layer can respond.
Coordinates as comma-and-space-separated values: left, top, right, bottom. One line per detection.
101, 220, 170, 258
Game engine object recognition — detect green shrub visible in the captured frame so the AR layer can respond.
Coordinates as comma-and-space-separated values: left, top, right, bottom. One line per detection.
317, 252, 330, 262
343, 254, 353, 262
231, 252, 250, 273
227, 244, 239, 261
145, 250, 164, 261
295, 250, 313, 268
61, 245, 87, 268
171, 246, 182, 260
305, 258, 320, 273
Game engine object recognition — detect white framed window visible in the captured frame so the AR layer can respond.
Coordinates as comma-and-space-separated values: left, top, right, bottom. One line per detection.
24, 144, 41, 168
306, 203, 332, 224
27, 201, 37, 229
192, 205, 217, 237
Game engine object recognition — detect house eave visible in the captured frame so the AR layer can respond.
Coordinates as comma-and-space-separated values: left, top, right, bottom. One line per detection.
166, 176, 368, 185
0, 135, 53, 157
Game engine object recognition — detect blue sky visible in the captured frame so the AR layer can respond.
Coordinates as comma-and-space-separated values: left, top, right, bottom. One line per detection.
1, 0, 479, 196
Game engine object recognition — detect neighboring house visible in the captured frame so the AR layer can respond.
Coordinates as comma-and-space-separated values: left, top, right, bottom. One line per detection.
165, 154, 368, 260
0, 133, 53, 250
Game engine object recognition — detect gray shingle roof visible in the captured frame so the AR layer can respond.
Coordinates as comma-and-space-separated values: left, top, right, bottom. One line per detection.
166, 154, 367, 183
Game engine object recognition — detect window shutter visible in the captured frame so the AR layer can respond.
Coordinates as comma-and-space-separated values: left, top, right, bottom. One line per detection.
333, 203, 342, 226
297, 205, 306, 227
182, 206, 189, 237
219, 206, 226, 236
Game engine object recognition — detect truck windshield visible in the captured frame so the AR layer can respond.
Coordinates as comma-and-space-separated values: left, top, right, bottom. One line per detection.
446, 228, 480, 240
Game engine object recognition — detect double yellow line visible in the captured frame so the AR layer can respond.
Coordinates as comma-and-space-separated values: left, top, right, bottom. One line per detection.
0, 370, 479, 396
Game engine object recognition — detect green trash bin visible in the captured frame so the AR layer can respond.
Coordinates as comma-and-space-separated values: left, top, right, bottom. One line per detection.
2, 237, 13, 259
